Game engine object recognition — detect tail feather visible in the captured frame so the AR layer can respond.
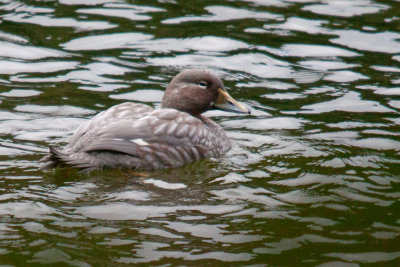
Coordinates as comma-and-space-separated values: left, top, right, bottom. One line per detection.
49, 145, 65, 162
39, 146, 62, 169
51, 146, 99, 171
41, 145, 142, 172
40, 146, 93, 171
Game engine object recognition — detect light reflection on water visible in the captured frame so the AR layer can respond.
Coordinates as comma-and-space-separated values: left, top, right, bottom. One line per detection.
0, 0, 400, 265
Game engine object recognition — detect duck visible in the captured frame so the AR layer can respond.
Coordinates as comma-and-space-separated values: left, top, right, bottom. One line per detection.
41, 69, 250, 172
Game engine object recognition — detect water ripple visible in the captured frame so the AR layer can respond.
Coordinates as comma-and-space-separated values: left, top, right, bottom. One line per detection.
0, 0, 399, 265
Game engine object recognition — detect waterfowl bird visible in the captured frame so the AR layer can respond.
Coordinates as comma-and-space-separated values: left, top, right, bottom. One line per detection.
42, 69, 250, 171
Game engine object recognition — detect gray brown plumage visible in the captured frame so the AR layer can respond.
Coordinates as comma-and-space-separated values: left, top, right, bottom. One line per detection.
41, 69, 250, 171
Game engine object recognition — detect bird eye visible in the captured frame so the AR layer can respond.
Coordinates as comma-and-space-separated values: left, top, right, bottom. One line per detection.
198, 81, 207, 88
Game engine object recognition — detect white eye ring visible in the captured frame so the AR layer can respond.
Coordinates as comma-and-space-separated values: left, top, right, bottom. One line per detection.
198, 81, 207, 89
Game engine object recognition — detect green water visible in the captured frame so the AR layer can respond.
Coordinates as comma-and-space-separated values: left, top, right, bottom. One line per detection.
0, 0, 399, 265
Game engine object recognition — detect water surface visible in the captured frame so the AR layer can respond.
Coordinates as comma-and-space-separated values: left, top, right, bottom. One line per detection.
0, 0, 399, 265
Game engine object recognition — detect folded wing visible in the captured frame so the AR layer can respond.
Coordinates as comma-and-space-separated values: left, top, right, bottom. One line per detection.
50, 107, 212, 170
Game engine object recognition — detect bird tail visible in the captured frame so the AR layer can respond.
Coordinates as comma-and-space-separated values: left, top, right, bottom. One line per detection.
40, 146, 100, 172
39, 146, 67, 169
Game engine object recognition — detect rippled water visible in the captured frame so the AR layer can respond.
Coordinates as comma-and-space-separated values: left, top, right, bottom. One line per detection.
1, 0, 400, 265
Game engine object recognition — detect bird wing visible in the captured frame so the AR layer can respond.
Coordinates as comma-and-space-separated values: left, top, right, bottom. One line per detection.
68, 102, 154, 150
74, 108, 213, 168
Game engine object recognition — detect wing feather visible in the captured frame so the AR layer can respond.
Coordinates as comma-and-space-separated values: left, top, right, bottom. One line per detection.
69, 103, 153, 148
58, 107, 213, 170
78, 108, 211, 150
80, 138, 142, 156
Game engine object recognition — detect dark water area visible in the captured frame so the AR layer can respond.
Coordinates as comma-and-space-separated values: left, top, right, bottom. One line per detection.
1, 0, 400, 265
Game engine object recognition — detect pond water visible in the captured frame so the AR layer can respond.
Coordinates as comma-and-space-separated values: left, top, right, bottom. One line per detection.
1, 0, 400, 265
